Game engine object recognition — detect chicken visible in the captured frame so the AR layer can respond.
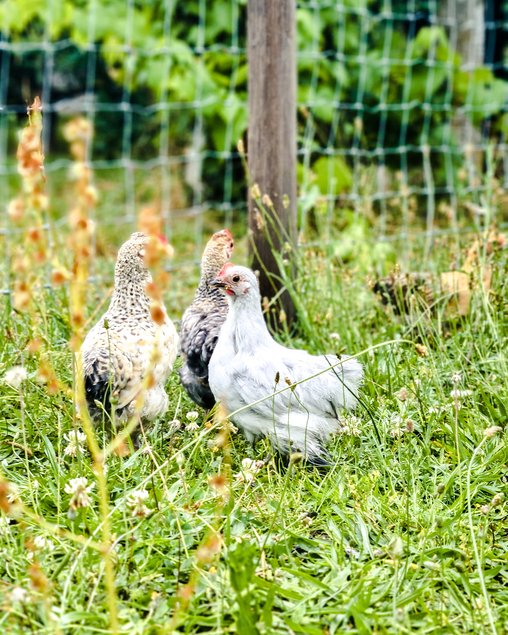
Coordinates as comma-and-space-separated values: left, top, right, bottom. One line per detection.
208, 264, 364, 465
81, 232, 178, 428
373, 230, 506, 318
179, 229, 234, 409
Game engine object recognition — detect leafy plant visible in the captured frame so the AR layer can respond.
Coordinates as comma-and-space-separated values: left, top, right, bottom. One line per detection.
1, 0, 506, 215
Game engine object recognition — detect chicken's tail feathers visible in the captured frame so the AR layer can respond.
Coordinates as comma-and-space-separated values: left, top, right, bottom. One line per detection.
271, 412, 337, 465
83, 355, 124, 424
179, 363, 216, 410
306, 449, 333, 469
84, 364, 113, 423
321, 354, 363, 411
337, 355, 364, 385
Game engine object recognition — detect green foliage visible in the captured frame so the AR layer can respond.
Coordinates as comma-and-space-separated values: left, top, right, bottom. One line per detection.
2, 0, 507, 210
1, 222, 507, 632
227, 541, 262, 634
313, 155, 353, 196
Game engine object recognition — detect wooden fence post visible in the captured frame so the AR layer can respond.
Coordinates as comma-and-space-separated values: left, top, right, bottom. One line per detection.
247, 0, 297, 327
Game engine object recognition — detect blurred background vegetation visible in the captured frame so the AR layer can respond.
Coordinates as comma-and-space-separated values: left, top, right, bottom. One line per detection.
0, 0, 507, 254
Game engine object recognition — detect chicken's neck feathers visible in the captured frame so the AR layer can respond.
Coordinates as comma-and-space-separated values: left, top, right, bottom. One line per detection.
195, 253, 228, 302
109, 277, 151, 316
194, 280, 225, 303
224, 291, 273, 352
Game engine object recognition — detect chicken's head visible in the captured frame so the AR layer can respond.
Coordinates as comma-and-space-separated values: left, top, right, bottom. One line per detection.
211, 228, 234, 257
202, 229, 234, 280
115, 232, 153, 282
211, 263, 258, 298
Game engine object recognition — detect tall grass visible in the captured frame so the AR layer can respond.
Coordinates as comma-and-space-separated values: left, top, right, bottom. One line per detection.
0, 106, 507, 634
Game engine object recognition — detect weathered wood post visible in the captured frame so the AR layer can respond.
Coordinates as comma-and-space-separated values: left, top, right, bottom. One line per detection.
247, 0, 297, 326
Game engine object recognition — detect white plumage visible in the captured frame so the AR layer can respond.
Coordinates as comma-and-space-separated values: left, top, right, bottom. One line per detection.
81, 232, 178, 428
208, 264, 363, 465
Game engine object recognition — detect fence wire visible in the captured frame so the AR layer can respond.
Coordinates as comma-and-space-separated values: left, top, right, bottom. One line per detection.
0, 0, 507, 295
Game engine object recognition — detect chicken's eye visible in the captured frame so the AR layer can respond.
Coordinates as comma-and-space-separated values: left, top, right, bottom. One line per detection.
232, 274, 240, 283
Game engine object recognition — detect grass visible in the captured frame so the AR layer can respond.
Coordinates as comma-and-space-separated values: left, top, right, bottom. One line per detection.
0, 111, 507, 634
1, 219, 507, 634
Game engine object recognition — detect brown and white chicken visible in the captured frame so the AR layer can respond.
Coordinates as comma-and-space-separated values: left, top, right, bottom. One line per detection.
81, 232, 179, 427
179, 229, 234, 409
373, 230, 506, 318
208, 264, 364, 465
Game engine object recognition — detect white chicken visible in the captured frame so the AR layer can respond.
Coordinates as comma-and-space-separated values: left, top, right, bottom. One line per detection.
208, 264, 363, 465
81, 232, 178, 430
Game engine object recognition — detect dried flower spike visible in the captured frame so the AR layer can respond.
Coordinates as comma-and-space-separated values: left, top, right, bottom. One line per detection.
483, 426, 503, 438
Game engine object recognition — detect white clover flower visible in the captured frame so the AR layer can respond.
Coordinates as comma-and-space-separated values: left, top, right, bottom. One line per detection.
298, 512, 313, 527
387, 535, 404, 559
6, 483, 20, 504
491, 493, 504, 507
337, 414, 362, 437
64, 477, 94, 511
4, 366, 28, 390
483, 426, 503, 438
451, 372, 462, 385
389, 415, 405, 438
450, 389, 473, 399
126, 488, 152, 518
329, 333, 341, 341
167, 419, 182, 433
33, 535, 55, 551
186, 411, 199, 422
63, 430, 87, 457
234, 458, 264, 484
395, 387, 408, 401
186, 421, 200, 432
10, 587, 28, 603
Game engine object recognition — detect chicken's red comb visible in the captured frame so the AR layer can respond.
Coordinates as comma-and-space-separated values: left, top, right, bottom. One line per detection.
213, 228, 233, 240
158, 234, 168, 244
218, 262, 234, 277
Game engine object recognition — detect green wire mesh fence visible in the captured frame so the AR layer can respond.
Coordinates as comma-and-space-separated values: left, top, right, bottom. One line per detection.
0, 0, 507, 292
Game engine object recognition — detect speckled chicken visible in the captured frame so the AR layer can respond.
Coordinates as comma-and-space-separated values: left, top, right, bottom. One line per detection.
179, 229, 234, 409
208, 264, 364, 465
372, 231, 506, 318
81, 232, 178, 427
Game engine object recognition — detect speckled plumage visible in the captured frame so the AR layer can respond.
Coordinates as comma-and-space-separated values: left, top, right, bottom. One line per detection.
208, 265, 364, 464
81, 232, 178, 426
179, 229, 234, 409
372, 231, 506, 318
372, 271, 435, 315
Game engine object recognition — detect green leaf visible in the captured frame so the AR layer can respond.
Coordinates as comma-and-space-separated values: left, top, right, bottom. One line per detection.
313, 155, 353, 196
297, 9, 322, 51
411, 26, 448, 59
408, 65, 448, 102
